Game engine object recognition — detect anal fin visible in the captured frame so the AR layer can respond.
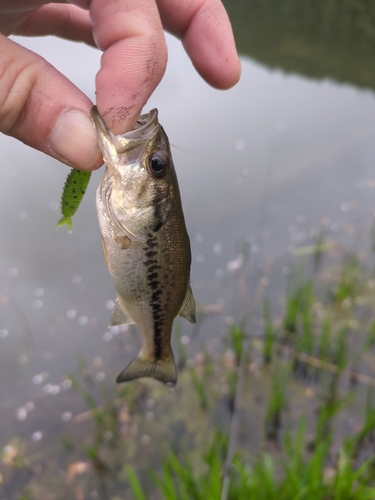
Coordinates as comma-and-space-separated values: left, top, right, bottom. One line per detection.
110, 299, 133, 326
116, 353, 177, 386
178, 284, 196, 323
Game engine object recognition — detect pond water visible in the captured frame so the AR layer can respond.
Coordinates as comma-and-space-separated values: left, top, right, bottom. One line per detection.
2, 0, 375, 494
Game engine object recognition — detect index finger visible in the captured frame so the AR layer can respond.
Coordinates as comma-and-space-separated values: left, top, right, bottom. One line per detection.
90, 0, 168, 134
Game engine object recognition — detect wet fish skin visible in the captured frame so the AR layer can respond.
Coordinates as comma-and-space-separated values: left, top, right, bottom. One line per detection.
91, 106, 196, 385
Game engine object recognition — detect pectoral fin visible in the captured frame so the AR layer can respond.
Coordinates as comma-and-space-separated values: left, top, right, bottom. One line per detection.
110, 300, 133, 326
116, 352, 177, 385
178, 284, 196, 323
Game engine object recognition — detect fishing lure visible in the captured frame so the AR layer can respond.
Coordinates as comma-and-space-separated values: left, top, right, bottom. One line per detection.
56, 169, 91, 231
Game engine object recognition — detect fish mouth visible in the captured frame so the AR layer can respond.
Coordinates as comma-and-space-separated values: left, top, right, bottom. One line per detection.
91, 107, 159, 155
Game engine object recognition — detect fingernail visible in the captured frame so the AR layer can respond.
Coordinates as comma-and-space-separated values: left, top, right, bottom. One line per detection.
49, 110, 101, 170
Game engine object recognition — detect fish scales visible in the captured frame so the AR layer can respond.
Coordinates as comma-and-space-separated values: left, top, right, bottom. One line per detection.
92, 106, 196, 385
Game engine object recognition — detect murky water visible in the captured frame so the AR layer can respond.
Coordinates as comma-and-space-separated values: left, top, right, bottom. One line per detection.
2, 0, 375, 490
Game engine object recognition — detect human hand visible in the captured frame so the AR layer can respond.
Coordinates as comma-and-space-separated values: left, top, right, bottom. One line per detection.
0, 0, 241, 171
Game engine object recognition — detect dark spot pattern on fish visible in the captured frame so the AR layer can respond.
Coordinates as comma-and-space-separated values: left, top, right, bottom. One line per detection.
143, 237, 165, 360
152, 290, 162, 300
149, 280, 159, 290
148, 272, 159, 281
148, 264, 162, 272
144, 259, 157, 266
153, 322, 163, 359
153, 220, 163, 232
146, 250, 157, 258
147, 239, 158, 248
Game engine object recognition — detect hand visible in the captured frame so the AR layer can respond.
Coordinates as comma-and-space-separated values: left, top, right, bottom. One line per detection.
0, 0, 241, 171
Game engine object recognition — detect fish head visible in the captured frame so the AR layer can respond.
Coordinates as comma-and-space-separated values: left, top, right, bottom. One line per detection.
92, 107, 177, 241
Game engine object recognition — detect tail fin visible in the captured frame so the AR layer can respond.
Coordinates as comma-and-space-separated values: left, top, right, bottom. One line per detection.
116, 353, 177, 386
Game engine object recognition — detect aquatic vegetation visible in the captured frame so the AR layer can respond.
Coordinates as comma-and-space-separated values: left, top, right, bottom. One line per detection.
4, 233, 375, 499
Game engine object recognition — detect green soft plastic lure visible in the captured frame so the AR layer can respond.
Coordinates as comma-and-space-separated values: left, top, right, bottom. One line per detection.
56, 169, 91, 231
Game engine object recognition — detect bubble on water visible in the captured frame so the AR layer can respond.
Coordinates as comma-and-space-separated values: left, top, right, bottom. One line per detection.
251, 244, 260, 253
0, 329, 9, 338
43, 384, 60, 395
78, 316, 88, 326
106, 300, 115, 310
43, 384, 53, 394
61, 411, 72, 422
34, 288, 44, 297
32, 373, 45, 385
66, 309, 76, 319
16, 407, 27, 421
103, 331, 112, 341
62, 379, 72, 390
33, 300, 43, 309
96, 372, 105, 382
110, 325, 120, 335
213, 242, 222, 255
181, 335, 190, 345
196, 254, 205, 263
235, 139, 245, 150
215, 269, 224, 278
72, 275, 82, 284
195, 233, 204, 243
32, 431, 43, 442
50, 385, 60, 395
226, 254, 244, 271
49, 201, 59, 211
8, 267, 18, 276
340, 202, 351, 211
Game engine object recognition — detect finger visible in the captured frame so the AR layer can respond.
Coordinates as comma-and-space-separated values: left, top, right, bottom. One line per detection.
0, 35, 102, 170
12, 4, 96, 47
157, 0, 241, 89
90, 0, 168, 134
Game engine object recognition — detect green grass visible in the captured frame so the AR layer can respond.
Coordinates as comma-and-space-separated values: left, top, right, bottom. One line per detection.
5, 235, 375, 499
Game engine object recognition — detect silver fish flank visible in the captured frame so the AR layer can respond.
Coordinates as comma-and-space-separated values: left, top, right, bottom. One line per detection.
91, 106, 196, 386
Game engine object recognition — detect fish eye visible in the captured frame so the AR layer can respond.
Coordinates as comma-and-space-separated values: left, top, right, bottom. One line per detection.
148, 153, 169, 179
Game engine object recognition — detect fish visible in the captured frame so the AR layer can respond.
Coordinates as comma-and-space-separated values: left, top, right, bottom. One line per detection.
57, 169, 91, 231
91, 106, 196, 386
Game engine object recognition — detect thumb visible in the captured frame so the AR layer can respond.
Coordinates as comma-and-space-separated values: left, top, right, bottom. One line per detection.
0, 35, 102, 171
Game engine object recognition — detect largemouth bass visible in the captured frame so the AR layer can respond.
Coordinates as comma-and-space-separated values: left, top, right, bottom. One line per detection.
91, 106, 196, 386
